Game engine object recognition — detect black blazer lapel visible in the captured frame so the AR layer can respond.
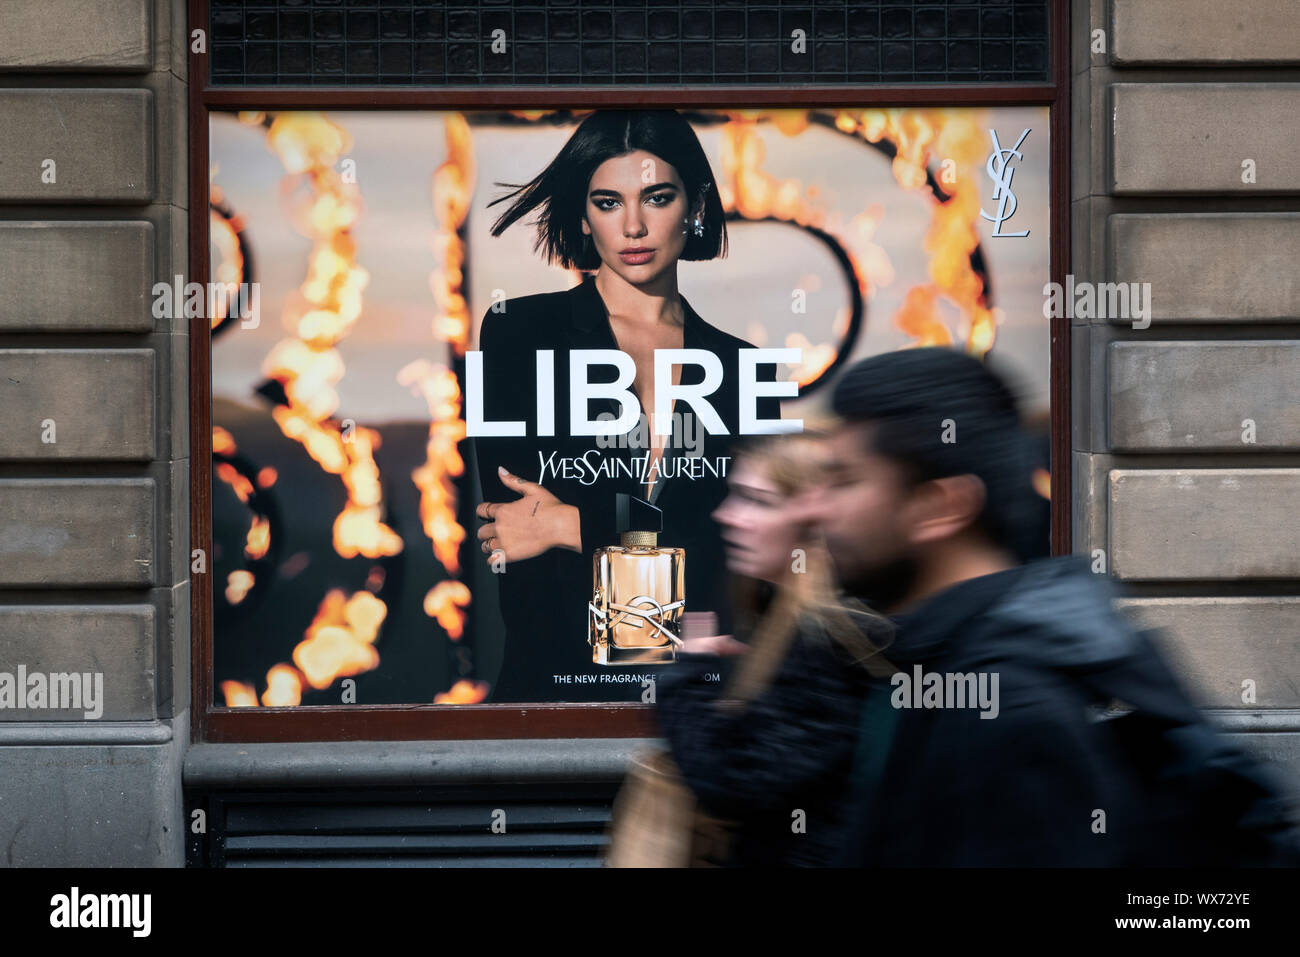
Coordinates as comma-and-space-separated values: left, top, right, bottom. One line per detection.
564, 277, 721, 507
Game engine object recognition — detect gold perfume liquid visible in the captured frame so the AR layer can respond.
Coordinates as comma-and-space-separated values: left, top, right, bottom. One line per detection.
589, 541, 685, 665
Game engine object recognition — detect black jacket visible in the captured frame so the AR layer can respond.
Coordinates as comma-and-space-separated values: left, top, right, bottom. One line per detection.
839, 555, 1300, 867
654, 601, 891, 867
471, 277, 782, 702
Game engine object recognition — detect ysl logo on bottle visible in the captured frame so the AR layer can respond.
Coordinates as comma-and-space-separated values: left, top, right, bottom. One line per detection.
980, 128, 1031, 238
589, 594, 685, 645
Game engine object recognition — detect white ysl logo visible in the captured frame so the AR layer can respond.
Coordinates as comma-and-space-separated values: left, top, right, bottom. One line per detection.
980, 128, 1031, 237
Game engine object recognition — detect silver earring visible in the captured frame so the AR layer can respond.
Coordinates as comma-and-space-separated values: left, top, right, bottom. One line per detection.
692, 217, 704, 238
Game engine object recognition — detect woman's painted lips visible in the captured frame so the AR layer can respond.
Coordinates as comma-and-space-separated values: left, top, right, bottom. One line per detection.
618, 248, 654, 265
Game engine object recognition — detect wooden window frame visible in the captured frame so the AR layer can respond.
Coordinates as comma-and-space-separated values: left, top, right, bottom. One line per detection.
189, 0, 1071, 743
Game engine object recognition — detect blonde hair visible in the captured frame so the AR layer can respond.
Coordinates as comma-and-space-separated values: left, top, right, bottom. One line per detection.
721, 431, 896, 703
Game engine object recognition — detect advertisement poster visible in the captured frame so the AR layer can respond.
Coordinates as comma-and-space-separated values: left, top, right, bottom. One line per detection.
208, 106, 1051, 708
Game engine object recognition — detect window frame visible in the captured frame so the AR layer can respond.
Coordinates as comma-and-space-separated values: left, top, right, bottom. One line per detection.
189, 0, 1072, 743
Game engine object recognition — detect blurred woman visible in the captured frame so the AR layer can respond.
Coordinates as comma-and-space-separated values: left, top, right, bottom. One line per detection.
654, 430, 896, 867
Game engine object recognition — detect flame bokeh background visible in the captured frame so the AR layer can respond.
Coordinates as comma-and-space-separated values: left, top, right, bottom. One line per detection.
208, 107, 1051, 708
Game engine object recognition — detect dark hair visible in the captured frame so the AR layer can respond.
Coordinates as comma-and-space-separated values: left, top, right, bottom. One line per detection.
830, 347, 1040, 559
488, 110, 727, 270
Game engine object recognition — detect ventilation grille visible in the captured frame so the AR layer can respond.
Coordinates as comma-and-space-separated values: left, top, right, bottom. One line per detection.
208, 0, 1052, 86
192, 784, 618, 867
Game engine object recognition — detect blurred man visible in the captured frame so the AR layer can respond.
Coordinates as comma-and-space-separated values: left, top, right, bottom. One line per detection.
807, 347, 1298, 866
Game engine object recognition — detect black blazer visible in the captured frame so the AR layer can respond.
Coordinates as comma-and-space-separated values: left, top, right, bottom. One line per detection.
471, 276, 784, 702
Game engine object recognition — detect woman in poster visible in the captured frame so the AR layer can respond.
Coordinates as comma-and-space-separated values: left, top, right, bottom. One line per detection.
471, 109, 785, 702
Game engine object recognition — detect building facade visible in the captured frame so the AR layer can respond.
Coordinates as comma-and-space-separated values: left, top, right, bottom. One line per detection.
0, 0, 1296, 865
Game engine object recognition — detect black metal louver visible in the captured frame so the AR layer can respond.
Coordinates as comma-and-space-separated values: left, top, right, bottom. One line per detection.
190, 784, 618, 867
209, 0, 1052, 86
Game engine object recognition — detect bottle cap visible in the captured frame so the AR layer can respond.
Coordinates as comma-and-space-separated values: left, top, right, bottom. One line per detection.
615, 492, 661, 547
615, 492, 662, 534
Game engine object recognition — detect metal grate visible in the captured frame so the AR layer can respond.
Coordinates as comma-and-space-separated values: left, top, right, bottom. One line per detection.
208, 0, 1051, 87
189, 784, 618, 867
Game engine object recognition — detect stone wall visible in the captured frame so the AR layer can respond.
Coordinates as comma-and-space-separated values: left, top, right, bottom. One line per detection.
0, 0, 189, 865
1072, 0, 1300, 773
1, 0, 1297, 865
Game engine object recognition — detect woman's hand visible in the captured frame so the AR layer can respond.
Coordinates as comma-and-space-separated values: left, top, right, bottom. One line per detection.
679, 634, 750, 656
476, 466, 581, 563
678, 613, 748, 657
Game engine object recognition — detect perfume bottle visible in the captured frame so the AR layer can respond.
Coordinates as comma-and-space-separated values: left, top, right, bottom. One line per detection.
588, 493, 685, 665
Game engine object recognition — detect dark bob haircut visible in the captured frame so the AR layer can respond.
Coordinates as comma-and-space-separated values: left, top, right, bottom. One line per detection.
488, 110, 727, 271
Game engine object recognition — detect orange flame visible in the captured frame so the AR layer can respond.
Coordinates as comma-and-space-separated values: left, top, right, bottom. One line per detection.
215, 461, 254, 503
431, 114, 475, 356
334, 504, 405, 561
221, 680, 259, 707
225, 570, 255, 605
848, 204, 896, 296
261, 663, 304, 706
783, 332, 838, 386
892, 285, 954, 347
266, 112, 352, 176
434, 679, 489, 704
719, 109, 997, 370
215, 112, 403, 707
834, 109, 998, 356
244, 514, 270, 560
424, 580, 472, 641
292, 588, 387, 690
403, 113, 477, 645
400, 360, 467, 577
212, 426, 237, 457
258, 111, 403, 569
720, 118, 823, 228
